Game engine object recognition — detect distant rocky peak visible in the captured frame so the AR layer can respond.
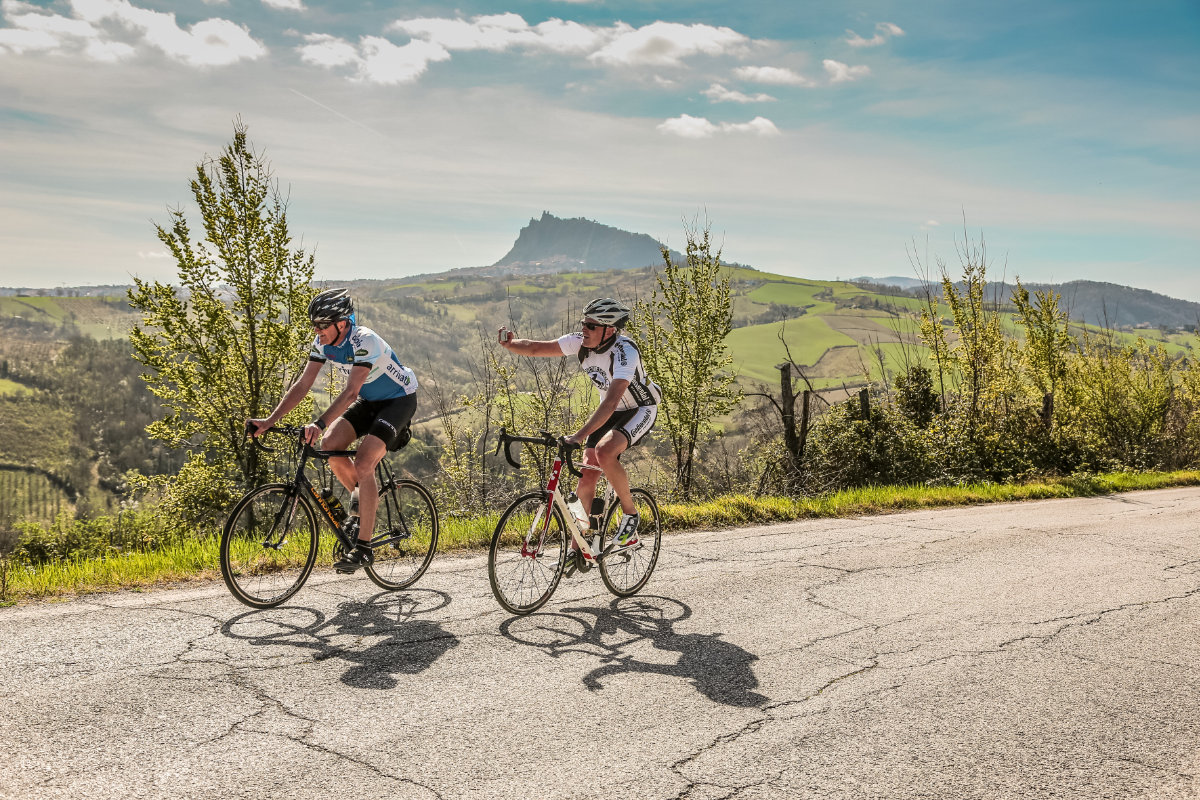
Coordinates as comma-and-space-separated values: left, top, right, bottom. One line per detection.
492, 212, 682, 273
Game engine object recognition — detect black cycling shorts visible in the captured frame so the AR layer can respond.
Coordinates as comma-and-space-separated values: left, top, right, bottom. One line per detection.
585, 405, 657, 449
341, 394, 417, 451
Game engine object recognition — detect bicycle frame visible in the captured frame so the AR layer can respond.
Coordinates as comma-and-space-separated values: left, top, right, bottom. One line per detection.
498, 429, 614, 564
488, 427, 661, 614
257, 426, 415, 553
526, 456, 589, 560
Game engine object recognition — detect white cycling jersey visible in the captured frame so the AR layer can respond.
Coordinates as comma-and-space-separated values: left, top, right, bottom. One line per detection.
557, 332, 662, 409
309, 326, 417, 401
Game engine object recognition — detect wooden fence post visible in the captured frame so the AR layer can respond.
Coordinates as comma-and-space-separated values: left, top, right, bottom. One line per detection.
799, 389, 811, 464
779, 364, 801, 477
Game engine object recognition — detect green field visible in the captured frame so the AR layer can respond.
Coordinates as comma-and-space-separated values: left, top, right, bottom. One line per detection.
744, 281, 827, 309
728, 315, 858, 384
0, 378, 31, 397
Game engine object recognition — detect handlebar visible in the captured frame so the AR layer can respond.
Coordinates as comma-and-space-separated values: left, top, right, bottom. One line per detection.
243, 422, 357, 458
493, 428, 583, 477
245, 421, 301, 453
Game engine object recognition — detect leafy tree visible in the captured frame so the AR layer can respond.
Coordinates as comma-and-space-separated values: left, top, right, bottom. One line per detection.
1011, 279, 1071, 427
629, 221, 742, 498
128, 121, 316, 498
894, 365, 939, 429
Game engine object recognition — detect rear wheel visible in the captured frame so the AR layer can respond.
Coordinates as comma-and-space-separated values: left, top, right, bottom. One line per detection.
220, 484, 319, 609
599, 488, 661, 597
365, 478, 439, 590
488, 491, 567, 615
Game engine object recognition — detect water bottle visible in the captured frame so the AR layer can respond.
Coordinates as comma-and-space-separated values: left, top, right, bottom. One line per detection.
589, 497, 605, 532
566, 492, 588, 530
321, 487, 347, 523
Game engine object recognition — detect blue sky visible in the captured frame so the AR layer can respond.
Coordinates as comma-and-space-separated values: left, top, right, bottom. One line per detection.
1, 0, 1197, 300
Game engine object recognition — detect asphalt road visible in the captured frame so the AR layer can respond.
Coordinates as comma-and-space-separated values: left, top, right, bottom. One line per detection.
2, 488, 1199, 800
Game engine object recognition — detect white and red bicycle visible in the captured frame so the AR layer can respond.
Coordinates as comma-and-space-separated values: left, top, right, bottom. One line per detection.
487, 429, 662, 615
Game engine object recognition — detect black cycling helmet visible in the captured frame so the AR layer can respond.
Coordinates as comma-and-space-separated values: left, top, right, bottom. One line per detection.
308, 288, 353, 326
583, 297, 630, 328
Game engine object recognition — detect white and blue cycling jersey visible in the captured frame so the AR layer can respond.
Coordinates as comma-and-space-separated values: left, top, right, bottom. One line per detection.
309, 326, 417, 401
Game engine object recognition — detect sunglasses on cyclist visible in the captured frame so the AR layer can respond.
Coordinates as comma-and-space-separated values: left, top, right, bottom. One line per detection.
312, 320, 336, 332
580, 320, 606, 331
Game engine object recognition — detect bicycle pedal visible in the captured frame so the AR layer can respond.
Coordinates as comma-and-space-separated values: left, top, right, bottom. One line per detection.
603, 539, 639, 557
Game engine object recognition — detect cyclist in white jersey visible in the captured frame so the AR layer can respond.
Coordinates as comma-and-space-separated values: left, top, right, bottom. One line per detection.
498, 298, 661, 547
249, 288, 418, 572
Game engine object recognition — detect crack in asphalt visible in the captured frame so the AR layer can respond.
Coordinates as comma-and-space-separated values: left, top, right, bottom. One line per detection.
650, 528, 1200, 799
996, 585, 1200, 650
665, 660, 880, 800
146, 654, 447, 798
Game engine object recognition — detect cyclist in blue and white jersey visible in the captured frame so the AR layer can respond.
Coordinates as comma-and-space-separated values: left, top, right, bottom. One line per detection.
249, 288, 418, 572
498, 297, 661, 549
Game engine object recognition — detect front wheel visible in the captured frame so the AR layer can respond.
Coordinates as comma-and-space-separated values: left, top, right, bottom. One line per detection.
488, 491, 567, 615
366, 478, 439, 591
220, 484, 320, 609
599, 488, 661, 597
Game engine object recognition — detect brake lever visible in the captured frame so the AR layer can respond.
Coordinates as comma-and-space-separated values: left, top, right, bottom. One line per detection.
556, 435, 584, 478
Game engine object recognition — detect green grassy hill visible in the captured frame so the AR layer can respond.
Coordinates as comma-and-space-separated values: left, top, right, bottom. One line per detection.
3, 269, 1192, 404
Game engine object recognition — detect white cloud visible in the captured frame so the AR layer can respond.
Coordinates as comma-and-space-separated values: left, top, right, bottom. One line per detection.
84, 37, 135, 62
0, 0, 265, 65
296, 15, 761, 83
296, 33, 358, 67
298, 33, 450, 84
386, 13, 606, 57
702, 83, 775, 103
726, 116, 780, 136
530, 18, 607, 54
733, 65, 815, 87
658, 114, 780, 138
262, 0, 304, 10
657, 114, 718, 138
0, 27, 54, 54
0, 1, 104, 56
824, 59, 870, 83
846, 22, 905, 48
590, 21, 748, 67
390, 14, 535, 52
388, 15, 749, 66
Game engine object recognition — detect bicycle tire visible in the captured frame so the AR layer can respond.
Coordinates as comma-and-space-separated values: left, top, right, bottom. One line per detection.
488, 491, 567, 615
598, 488, 661, 597
220, 484, 320, 609
365, 478, 439, 591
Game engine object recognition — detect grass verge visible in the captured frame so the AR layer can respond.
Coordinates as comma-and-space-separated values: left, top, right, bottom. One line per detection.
2, 469, 1198, 604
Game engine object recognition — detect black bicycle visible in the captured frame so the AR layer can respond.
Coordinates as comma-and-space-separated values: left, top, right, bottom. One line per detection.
219, 424, 439, 609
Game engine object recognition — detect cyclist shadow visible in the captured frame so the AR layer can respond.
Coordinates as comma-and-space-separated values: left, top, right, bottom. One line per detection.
222, 589, 458, 690
500, 595, 767, 708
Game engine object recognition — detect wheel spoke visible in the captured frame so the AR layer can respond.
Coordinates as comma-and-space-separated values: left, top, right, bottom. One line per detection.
221, 485, 319, 608
365, 479, 439, 591
489, 492, 566, 614
599, 489, 661, 597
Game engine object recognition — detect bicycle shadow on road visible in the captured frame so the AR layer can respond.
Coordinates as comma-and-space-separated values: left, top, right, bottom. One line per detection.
221, 589, 459, 690
500, 595, 767, 708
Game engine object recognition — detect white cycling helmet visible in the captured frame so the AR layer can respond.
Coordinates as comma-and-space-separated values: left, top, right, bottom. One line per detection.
583, 297, 630, 328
